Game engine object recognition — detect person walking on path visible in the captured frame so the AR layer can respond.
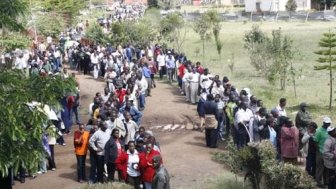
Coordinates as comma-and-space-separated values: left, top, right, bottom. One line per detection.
152, 155, 170, 189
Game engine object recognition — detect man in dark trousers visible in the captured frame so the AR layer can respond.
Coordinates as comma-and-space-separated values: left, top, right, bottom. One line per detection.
204, 94, 219, 148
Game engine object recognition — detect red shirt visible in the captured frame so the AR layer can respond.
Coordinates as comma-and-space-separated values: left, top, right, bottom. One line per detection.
67, 95, 75, 110
139, 149, 161, 183
148, 61, 157, 74
115, 89, 127, 104
197, 66, 204, 75
178, 64, 185, 78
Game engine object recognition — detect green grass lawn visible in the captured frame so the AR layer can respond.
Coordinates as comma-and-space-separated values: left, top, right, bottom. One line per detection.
179, 21, 336, 123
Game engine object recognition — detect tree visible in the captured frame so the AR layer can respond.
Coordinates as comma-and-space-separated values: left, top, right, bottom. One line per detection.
314, 30, 336, 110
0, 70, 76, 188
269, 28, 296, 90
0, 0, 28, 34
125, 19, 157, 49
215, 37, 223, 61
159, 13, 187, 53
35, 13, 66, 38
244, 25, 271, 72
85, 23, 109, 45
193, 14, 212, 62
244, 26, 297, 91
286, 0, 297, 19
0, 32, 31, 53
39, 0, 87, 26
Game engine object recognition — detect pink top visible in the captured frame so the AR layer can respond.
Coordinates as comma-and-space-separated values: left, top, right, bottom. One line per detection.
281, 126, 299, 158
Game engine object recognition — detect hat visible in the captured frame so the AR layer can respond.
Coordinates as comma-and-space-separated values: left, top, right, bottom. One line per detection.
300, 102, 307, 107
327, 126, 335, 132
323, 117, 332, 124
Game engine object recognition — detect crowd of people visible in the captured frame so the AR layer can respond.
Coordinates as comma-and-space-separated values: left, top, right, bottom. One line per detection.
12, 38, 174, 189
174, 56, 336, 188
4, 8, 336, 188
71, 42, 170, 189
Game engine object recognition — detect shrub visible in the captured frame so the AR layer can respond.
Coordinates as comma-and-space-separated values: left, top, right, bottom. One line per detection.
214, 140, 315, 189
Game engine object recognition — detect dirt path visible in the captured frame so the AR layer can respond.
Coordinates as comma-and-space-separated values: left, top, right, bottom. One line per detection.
13, 75, 226, 189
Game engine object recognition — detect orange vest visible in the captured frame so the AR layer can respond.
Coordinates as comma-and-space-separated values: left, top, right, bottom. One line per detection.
75, 131, 90, 155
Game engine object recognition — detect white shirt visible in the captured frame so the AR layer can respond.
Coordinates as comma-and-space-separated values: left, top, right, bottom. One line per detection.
124, 120, 139, 144
187, 72, 200, 83
235, 108, 254, 126
157, 54, 165, 67
200, 74, 213, 90
136, 77, 148, 94
90, 54, 99, 64
14, 57, 26, 69
211, 85, 225, 97
276, 105, 287, 117
127, 150, 141, 177
102, 93, 110, 103
47, 36, 52, 44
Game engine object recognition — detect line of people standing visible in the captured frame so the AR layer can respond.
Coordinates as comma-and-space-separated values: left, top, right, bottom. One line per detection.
72, 43, 170, 189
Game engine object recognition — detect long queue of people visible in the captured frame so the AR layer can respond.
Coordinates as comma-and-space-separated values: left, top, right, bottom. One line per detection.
174, 59, 336, 188
71, 43, 170, 189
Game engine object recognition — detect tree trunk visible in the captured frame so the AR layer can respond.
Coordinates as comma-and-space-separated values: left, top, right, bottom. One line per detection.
329, 57, 333, 110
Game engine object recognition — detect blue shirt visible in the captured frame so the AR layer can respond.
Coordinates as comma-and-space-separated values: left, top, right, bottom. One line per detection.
166, 57, 175, 69
142, 67, 151, 78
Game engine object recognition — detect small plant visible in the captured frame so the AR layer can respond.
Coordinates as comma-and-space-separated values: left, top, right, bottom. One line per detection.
217, 140, 316, 189
228, 53, 235, 75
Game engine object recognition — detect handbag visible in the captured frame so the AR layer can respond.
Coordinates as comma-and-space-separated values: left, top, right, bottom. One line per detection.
204, 114, 218, 129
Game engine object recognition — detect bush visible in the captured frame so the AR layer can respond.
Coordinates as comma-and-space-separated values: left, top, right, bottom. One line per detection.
214, 140, 315, 189
79, 182, 132, 189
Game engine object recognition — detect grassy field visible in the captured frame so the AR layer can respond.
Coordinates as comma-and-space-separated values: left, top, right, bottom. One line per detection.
178, 21, 336, 123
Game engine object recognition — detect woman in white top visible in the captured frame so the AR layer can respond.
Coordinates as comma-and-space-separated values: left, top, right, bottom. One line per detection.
116, 141, 141, 189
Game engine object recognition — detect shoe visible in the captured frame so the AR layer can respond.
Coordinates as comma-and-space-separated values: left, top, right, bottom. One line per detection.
31, 175, 37, 179
37, 171, 42, 174
61, 143, 66, 146
20, 177, 25, 183
51, 168, 56, 171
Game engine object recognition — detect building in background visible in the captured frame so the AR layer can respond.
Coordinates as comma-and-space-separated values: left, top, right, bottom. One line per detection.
245, 0, 311, 12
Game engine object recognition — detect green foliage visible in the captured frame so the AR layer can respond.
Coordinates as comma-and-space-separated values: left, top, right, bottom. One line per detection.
244, 25, 271, 72
0, 70, 76, 177
39, 0, 87, 26
286, 0, 298, 12
314, 30, 336, 110
0, 0, 28, 32
269, 28, 296, 90
0, 32, 31, 53
244, 25, 297, 90
215, 140, 315, 189
160, 13, 186, 52
109, 20, 157, 48
35, 13, 66, 37
79, 182, 133, 189
85, 23, 109, 45
124, 19, 157, 48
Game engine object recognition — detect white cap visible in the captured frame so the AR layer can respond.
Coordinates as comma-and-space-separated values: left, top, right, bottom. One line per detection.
327, 126, 335, 132
323, 117, 332, 124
